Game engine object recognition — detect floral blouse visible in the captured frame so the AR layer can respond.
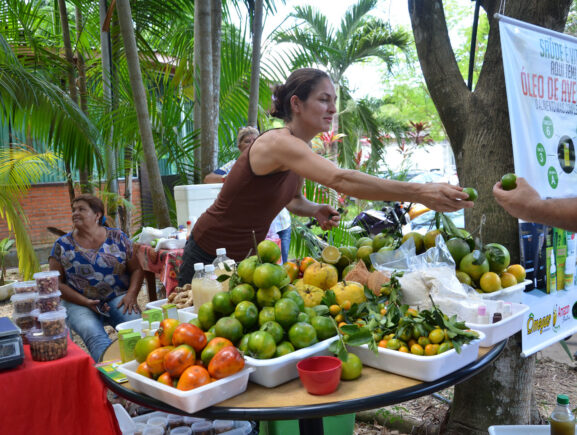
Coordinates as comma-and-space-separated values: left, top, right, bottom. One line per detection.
50, 228, 133, 301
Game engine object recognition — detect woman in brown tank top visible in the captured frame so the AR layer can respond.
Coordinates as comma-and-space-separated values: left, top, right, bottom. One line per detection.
178, 68, 473, 286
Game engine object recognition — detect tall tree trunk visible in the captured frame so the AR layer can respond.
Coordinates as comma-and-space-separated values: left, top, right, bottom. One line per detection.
75, 5, 93, 194
99, 0, 119, 226
193, 3, 202, 184
211, 0, 222, 164
57, 0, 77, 203
247, 0, 263, 126
197, 1, 216, 179
116, 0, 171, 228
409, 0, 572, 432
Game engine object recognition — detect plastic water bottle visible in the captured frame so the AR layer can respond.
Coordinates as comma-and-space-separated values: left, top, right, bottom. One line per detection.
212, 248, 235, 292
550, 394, 575, 435
190, 263, 205, 313
194, 264, 222, 311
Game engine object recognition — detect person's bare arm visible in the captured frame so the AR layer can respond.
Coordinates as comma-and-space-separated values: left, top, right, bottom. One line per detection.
204, 173, 225, 183
493, 177, 577, 232
49, 257, 101, 312
251, 134, 472, 213
286, 192, 340, 230
116, 254, 144, 314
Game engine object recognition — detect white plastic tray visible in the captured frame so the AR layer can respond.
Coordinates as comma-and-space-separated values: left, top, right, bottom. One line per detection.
477, 280, 531, 303
488, 425, 549, 434
145, 298, 168, 310
117, 360, 254, 413
115, 318, 144, 332
466, 303, 529, 346
347, 331, 485, 382
245, 336, 339, 388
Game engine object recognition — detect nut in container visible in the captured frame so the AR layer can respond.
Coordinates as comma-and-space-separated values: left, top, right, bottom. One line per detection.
38, 310, 67, 336
10, 292, 38, 314
12, 280, 38, 294
26, 328, 68, 361
33, 270, 60, 294
36, 290, 61, 313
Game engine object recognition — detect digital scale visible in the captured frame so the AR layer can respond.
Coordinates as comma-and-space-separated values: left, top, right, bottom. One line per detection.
0, 317, 24, 370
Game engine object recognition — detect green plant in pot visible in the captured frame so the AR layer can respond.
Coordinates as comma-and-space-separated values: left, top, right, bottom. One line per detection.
0, 237, 15, 286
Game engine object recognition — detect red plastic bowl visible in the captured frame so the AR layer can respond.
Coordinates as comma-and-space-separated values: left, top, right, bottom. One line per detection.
297, 356, 342, 395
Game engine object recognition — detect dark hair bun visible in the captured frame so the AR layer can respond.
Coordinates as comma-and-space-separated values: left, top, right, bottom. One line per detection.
270, 84, 287, 120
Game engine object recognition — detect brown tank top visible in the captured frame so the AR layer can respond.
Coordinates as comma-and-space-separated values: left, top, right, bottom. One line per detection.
193, 140, 300, 261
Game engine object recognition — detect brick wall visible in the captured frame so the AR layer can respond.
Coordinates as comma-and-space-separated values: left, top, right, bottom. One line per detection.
0, 179, 142, 247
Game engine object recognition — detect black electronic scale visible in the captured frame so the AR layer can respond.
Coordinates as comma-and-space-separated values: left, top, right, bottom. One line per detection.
0, 317, 24, 370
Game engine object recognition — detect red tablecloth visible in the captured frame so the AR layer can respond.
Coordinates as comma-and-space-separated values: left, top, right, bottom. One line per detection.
0, 338, 121, 435
135, 243, 184, 295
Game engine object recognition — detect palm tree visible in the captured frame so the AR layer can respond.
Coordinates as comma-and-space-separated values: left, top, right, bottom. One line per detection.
274, 0, 410, 162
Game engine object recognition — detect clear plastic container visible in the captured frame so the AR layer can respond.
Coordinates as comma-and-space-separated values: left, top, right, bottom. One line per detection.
26, 327, 68, 361
147, 416, 167, 431
550, 394, 576, 435
36, 290, 61, 312
212, 248, 235, 292
10, 292, 38, 314
142, 427, 164, 435
166, 414, 184, 430
33, 270, 60, 294
190, 421, 214, 435
12, 280, 38, 294
213, 420, 235, 434
192, 264, 222, 312
171, 427, 192, 435
190, 263, 205, 313
133, 422, 148, 435
12, 312, 36, 331
38, 310, 67, 336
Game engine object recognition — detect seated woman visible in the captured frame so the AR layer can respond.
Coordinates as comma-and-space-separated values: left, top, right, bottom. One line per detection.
49, 194, 143, 362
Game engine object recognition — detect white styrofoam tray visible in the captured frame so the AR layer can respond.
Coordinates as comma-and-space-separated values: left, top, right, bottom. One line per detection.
117, 360, 254, 413
465, 302, 529, 346
347, 331, 485, 382
488, 425, 549, 434
244, 336, 339, 388
477, 280, 531, 303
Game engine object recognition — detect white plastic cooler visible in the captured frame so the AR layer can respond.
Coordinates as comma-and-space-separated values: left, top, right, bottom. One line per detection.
174, 184, 222, 227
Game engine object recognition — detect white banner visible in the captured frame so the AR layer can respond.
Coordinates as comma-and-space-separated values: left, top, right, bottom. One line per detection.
499, 15, 577, 356
499, 15, 577, 196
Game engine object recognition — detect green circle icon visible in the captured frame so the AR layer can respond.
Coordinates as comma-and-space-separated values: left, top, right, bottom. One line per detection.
547, 166, 559, 189
543, 116, 554, 139
536, 143, 547, 166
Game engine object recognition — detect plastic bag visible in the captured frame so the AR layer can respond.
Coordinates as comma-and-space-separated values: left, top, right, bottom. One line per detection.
138, 227, 177, 245
371, 234, 468, 310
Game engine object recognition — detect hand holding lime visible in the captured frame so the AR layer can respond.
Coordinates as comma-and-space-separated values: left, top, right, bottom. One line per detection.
500, 173, 517, 191
462, 187, 478, 202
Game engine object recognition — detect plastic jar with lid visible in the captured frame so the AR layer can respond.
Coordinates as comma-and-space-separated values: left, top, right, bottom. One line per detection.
33, 270, 60, 294
36, 290, 62, 312
38, 310, 68, 336
12, 280, 38, 294
11, 292, 38, 314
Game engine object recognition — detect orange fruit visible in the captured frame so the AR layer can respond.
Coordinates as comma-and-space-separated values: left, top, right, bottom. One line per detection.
500, 272, 518, 288
234, 300, 259, 329
411, 344, 425, 356
423, 229, 444, 251
247, 331, 277, 359
299, 257, 318, 274
134, 335, 161, 363
146, 346, 174, 376
253, 263, 284, 289
157, 372, 176, 387
340, 352, 362, 380
282, 262, 299, 282
177, 365, 211, 391
462, 187, 478, 201
156, 318, 180, 347
214, 317, 244, 343
424, 343, 440, 356
172, 323, 207, 353
506, 264, 526, 283
136, 361, 153, 378
501, 173, 517, 190
164, 344, 196, 377
288, 322, 318, 349
258, 240, 282, 264
480, 272, 502, 293
459, 250, 490, 281
428, 329, 444, 344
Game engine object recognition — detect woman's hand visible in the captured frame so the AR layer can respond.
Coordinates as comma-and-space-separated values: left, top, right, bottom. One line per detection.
85, 298, 102, 314
314, 205, 341, 231
117, 293, 140, 315
419, 183, 474, 212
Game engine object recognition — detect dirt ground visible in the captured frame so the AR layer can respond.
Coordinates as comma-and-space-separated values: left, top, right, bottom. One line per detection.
2, 267, 576, 434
